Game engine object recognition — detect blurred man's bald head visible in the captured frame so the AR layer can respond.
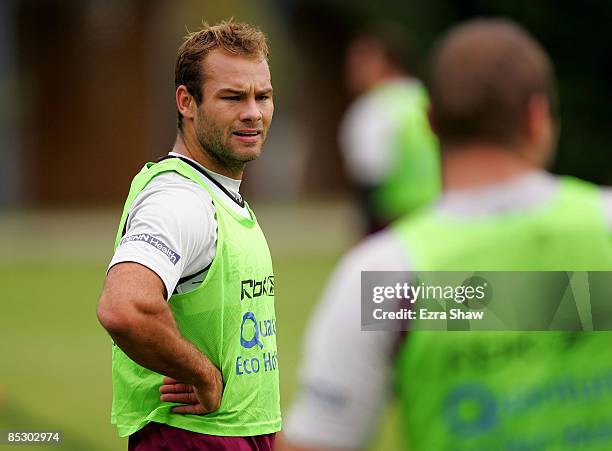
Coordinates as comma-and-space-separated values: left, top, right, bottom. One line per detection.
428, 19, 557, 149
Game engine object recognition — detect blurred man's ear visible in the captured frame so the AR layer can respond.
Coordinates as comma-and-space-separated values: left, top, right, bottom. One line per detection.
523, 94, 555, 167
176, 85, 197, 121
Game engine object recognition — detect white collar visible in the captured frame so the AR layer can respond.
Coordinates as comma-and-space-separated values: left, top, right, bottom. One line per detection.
168, 152, 242, 202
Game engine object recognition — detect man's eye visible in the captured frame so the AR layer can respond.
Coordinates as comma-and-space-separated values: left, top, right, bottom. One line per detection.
257, 95, 270, 101
223, 96, 241, 101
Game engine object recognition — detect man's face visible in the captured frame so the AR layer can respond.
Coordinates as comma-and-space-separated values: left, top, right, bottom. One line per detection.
345, 37, 388, 96
194, 49, 273, 172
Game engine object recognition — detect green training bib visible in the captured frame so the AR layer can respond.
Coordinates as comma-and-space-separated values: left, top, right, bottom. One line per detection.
370, 82, 441, 220
392, 177, 612, 450
110, 158, 281, 437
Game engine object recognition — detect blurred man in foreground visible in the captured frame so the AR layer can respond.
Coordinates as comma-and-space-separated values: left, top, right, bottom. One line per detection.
280, 19, 612, 451
340, 25, 440, 235
97, 21, 280, 450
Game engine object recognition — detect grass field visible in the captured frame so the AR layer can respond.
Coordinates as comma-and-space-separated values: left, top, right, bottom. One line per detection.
0, 203, 403, 450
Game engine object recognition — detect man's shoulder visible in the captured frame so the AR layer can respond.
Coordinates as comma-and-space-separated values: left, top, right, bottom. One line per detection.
145, 170, 206, 190
137, 171, 213, 207
338, 229, 411, 273
560, 177, 612, 232
343, 85, 398, 126
128, 171, 216, 229
598, 186, 612, 232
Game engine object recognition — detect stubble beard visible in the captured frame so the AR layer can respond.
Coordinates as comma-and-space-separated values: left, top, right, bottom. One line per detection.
195, 111, 263, 173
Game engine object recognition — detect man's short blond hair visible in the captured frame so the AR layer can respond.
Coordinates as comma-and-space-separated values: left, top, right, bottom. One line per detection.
174, 20, 269, 128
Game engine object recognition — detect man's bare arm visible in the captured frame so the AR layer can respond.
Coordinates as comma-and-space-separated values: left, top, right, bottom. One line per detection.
96, 262, 222, 413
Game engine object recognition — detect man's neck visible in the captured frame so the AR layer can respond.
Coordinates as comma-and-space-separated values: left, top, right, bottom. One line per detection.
360, 70, 411, 95
172, 132, 243, 180
442, 144, 540, 191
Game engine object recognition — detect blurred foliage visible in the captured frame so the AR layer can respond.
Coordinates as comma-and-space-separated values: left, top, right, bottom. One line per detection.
284, 0, 612, 184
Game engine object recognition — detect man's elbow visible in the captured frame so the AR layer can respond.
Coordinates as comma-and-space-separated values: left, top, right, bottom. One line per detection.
96, 295, 134, 336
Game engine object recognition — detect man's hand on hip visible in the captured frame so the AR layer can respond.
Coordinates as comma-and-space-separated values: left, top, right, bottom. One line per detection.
97, 262, 224, 412
160, 369, 224, 414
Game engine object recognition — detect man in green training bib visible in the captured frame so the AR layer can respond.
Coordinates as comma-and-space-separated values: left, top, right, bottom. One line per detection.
280, 19, 612, 451
97, 20, 280, 450
340, 25, 440, 235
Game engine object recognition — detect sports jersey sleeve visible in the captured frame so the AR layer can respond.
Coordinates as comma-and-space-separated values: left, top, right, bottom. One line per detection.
339, 94, 397, 186
600, 188, 612, 232
108, 174, 216, 299
283, 231, 411, 449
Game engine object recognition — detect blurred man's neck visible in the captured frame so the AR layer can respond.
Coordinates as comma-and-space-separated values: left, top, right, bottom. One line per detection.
442, 144, 539, 191
364, 69, 409, 93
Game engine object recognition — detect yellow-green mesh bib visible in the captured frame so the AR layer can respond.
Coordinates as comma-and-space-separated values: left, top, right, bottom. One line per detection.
110, 158, 281, 437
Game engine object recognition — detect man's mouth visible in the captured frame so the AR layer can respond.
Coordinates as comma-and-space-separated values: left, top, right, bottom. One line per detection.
232, 130, 261, 136
232, 129, 262, 144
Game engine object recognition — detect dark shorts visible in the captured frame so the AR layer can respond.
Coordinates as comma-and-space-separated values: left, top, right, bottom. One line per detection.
128, 422, 276, 451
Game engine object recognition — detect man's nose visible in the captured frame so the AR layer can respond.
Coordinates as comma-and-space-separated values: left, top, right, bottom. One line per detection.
239, 97, 262, 123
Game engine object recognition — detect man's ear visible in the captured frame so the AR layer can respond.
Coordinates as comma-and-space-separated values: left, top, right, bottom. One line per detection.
176, 85, 196, 120
524, 94, 550, 144
523, 94, 556, 167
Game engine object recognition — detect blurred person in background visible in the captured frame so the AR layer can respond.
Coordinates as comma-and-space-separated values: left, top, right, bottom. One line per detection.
97, 20, 280, 450
279, 18, 612, 451
340, 24, 440, 235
